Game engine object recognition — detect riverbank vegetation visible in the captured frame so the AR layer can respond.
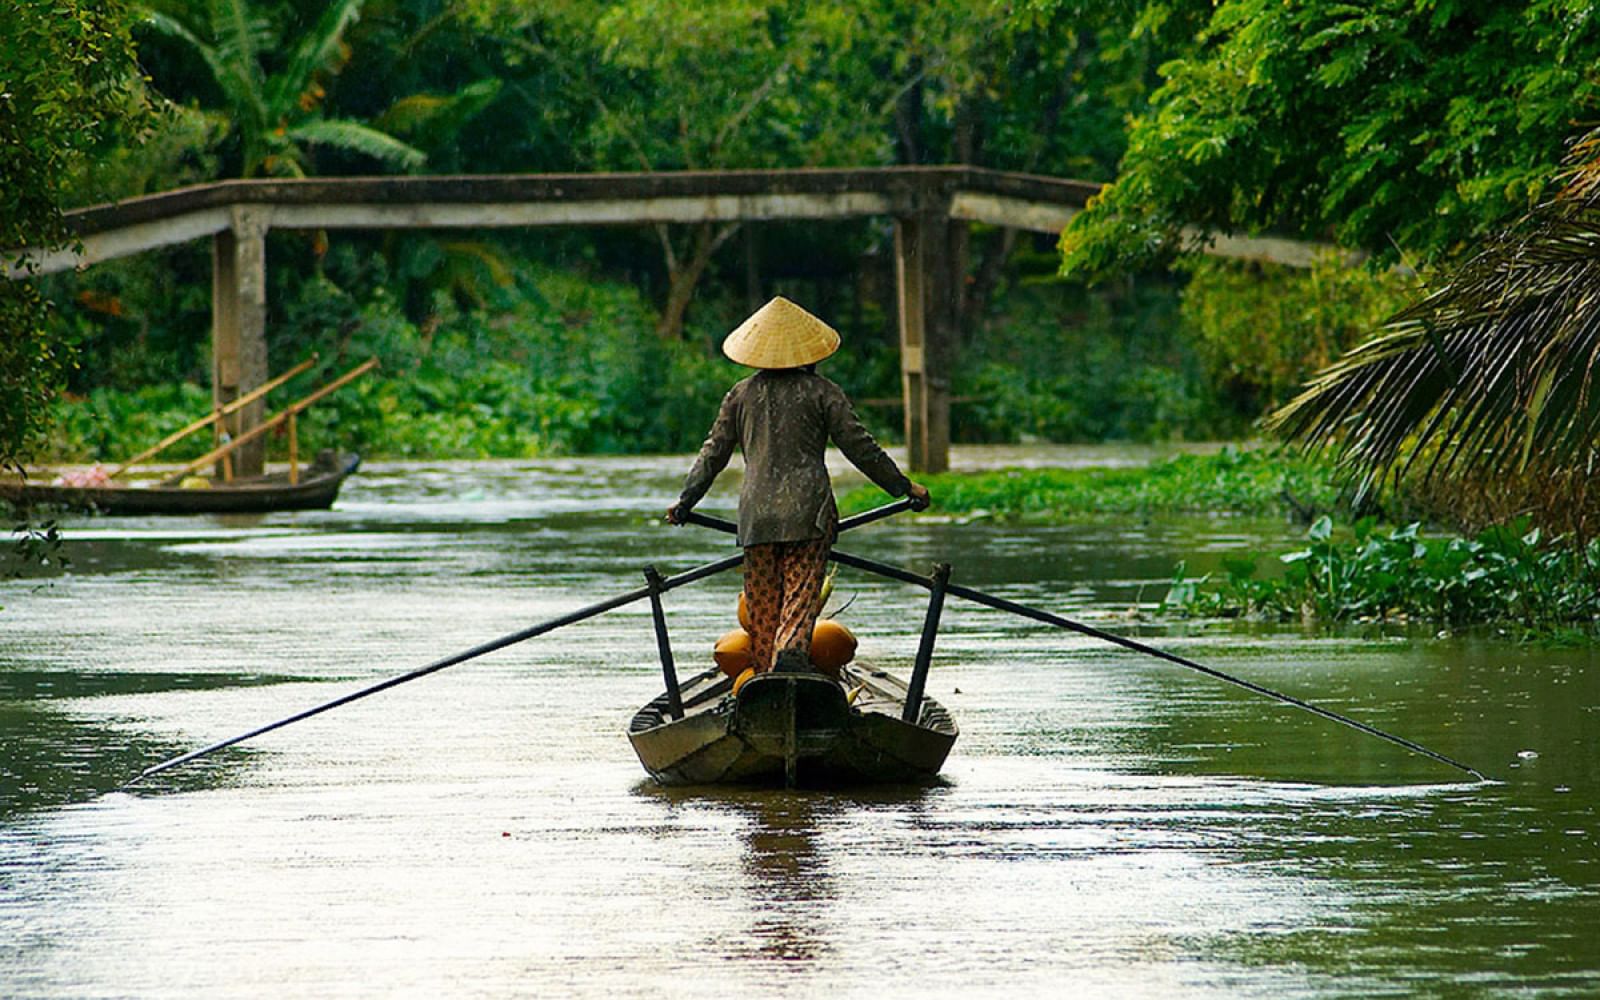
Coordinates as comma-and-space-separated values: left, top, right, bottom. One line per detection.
839, 447, 1599, 639
838, 446, 1346, 521
1164, 516, 1600, 642
1062, 0, 1600, 543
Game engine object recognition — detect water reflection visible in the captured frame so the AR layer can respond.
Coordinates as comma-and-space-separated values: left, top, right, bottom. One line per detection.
634, 784, 949, 970
0, 670, 291, 817
737, 794, 834, 963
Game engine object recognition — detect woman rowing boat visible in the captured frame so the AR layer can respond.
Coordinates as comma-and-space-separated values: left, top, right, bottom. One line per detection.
666, 297, 930, 675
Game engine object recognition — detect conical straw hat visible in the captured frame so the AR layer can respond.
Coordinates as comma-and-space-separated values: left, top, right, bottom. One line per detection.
722, 296, 841, 369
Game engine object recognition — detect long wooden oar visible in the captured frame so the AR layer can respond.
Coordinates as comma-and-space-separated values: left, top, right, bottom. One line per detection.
160, 358, 379, 485
124, 552, 744, 787
838, 549, 1488, 782
685, 509, 1486, 781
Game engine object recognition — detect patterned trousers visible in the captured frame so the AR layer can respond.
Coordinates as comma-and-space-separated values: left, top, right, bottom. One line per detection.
742, 534, 832, 673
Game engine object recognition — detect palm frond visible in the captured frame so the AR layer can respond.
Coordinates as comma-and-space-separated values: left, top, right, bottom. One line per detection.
208, 0, 270, 97
265, 0, 364, 119
140, 8, 265, 126
374, 79, 503, 149
284, 118, 425, 170
1267, 130, 1600, 495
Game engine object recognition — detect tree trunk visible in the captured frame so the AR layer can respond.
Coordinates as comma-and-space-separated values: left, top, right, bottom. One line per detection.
655, 220, 740, 340
894, 79, 922, 165
744, 225, 762, 313
963, 227, 1018, 331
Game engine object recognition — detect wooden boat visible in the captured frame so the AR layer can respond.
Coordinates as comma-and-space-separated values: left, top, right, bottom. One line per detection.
628, 662, 958, 787
2, 356, 377, 517
0, 452, 361, 515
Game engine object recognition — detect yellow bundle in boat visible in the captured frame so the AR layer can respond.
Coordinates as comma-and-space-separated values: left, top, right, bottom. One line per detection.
714, 628, 753, 677
809, 619, 857, 677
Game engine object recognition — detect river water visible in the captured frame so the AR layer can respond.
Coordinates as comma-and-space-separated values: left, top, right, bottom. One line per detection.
2, 449, 1596, 998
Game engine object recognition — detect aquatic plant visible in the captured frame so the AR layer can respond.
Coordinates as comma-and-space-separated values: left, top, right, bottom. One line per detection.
1167, 515, 1600, 638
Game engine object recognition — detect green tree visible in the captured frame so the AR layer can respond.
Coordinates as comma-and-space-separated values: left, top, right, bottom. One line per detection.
465, 0, 1190, 339
1061, 0, 1600, 278
140, 0, 425, 177
1, 0, 148, 471
470, 0, 898, 338
879, 0, 1202, 176
872, 1, 1203, 328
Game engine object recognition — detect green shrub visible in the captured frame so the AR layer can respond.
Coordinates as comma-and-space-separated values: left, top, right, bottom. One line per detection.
43, 264, 749, 462
953, 272, 1251, 443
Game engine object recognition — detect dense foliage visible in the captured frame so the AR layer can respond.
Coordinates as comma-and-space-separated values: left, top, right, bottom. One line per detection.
44, 263, 748, 461
42, 255, 1254, 462
1054, 0, 1600, 545
952, 268, 1243, 444
1062, 0, 1600, 276
1179, 254, 1418, 415
1, 0, 146, 471
1268, 128, 1600, 539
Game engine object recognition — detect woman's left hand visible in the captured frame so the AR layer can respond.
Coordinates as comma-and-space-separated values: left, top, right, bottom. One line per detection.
665, 504, 688, 525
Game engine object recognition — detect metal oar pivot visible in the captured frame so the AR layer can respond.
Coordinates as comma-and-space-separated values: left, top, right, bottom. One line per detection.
824, 548, 1487, 783
125, 552, 745, 787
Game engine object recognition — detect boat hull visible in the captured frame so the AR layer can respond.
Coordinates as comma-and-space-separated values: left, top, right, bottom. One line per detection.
0, 454, 360, 515
628, 664, 957, 788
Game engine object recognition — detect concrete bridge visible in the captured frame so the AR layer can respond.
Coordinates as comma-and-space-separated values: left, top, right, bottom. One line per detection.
10, 167, 1325, 474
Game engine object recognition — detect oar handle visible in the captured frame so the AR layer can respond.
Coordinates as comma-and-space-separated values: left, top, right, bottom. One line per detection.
681, 497, 918, 536
841, 496, 922, 531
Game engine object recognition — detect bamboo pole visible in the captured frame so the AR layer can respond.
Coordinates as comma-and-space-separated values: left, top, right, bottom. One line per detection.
287, 410, 299, 485
108, 355, 317, 479
162, 358, 378, 483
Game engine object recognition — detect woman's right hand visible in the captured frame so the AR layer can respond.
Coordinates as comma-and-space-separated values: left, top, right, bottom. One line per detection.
907, 482, 931, 510
665, 503, 688, 525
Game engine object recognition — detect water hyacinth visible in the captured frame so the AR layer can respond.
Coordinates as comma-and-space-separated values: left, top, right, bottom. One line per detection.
1167, 516, 1600, 638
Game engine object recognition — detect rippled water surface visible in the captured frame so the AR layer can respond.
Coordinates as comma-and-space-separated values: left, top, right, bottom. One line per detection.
3, 450, 1597, 998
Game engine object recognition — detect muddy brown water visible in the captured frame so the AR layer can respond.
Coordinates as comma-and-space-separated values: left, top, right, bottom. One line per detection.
2, 449, 1596, 997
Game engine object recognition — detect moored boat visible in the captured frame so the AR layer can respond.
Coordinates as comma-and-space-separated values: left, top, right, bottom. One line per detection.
0, 451, 361, 515
628, 662, 958, 787
3, 356, 376, 517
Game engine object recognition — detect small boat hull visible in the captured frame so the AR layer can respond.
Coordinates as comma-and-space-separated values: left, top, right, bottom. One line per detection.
628, 664, 957, 788
0, 453, 360, 515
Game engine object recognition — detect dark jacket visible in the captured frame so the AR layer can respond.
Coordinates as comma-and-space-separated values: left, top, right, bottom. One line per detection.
678, 369, 912, 546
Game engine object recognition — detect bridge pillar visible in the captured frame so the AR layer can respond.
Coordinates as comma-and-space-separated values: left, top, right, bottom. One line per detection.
212, 206, 270, 478
894, 211, 957, 474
